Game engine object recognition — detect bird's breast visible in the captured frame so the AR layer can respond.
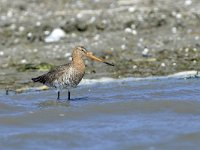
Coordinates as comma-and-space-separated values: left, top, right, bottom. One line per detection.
60, 66, 85, 88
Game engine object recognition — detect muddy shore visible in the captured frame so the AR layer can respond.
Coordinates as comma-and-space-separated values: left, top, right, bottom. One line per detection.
0, 0, 200, 89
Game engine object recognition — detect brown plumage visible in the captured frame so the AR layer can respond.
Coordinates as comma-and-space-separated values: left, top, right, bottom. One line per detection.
32, 46, 114, 100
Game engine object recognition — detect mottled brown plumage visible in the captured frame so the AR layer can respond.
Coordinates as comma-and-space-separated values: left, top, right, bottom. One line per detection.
32, 46, 114, 100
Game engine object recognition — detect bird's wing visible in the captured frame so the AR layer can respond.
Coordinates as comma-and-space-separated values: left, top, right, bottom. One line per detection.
47, 64, 70, 74
32, 64, 71, 85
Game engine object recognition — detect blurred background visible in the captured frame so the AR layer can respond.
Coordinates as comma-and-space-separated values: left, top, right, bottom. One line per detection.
1, 1, 200, 150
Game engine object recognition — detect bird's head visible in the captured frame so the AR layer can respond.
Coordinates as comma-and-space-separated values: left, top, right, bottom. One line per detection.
72, 46, 114, 66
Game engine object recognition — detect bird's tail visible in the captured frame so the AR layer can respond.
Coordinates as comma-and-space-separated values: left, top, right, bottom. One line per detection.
32, 76, 46, 84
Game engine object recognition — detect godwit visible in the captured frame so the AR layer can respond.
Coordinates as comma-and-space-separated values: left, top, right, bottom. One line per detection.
32, 46, 114, 100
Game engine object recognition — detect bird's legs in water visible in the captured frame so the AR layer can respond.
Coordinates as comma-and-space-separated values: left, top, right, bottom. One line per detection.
57, 91, 60, 100
57, 91, 70, 100
68, 90, 70, 100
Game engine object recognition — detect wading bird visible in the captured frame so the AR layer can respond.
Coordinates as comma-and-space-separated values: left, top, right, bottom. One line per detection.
32, 46, 114, 100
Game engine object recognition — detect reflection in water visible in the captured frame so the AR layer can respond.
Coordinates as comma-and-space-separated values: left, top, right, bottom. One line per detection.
38, 99, 70, 108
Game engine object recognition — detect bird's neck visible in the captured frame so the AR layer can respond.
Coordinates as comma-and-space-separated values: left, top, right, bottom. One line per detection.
72, 55, 85, 71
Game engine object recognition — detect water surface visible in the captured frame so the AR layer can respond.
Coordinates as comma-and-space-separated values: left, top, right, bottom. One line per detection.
0, 72, 200, 150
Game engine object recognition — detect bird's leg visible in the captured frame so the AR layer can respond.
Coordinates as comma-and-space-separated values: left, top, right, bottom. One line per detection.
68, 90, 70, 100
57, 91, 60, 100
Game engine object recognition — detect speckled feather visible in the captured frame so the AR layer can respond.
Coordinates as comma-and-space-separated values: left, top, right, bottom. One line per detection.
32, 46, 113, 99
32, 46, 86, 91
32, 63, 85, 90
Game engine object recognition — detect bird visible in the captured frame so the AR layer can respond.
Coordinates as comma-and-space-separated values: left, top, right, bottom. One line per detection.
32, 46, 114, 100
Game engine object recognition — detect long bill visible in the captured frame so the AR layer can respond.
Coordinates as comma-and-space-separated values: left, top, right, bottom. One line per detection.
86, 52, 114, 66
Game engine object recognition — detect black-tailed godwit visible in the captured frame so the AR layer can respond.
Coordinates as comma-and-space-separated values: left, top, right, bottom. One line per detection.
32, 46, 114, 100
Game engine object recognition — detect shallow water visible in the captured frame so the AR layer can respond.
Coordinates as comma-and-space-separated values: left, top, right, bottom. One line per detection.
0, 72, 200, 150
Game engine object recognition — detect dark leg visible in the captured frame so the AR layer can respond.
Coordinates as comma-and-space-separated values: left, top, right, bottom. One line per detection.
57, 91, 60, 100
68, 91, 70, 100
6, 88, 9, 95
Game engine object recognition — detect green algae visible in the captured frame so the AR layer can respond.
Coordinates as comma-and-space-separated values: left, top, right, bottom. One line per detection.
17, 62, 53, 72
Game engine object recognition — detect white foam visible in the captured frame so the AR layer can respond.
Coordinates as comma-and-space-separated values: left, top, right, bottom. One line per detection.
167, 70, 198, 78
80, 70, 199, 85
80, 77, 117, 85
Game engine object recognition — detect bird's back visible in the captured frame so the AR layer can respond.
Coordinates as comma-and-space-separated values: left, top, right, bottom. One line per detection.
32, 63, 85, 89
